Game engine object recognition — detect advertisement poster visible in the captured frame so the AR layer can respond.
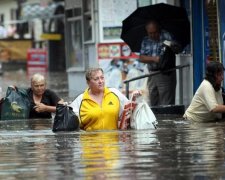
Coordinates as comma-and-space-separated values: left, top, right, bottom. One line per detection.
98, 42, 148, 96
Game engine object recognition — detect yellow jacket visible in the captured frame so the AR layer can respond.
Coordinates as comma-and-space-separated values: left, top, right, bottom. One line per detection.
70, 87, 129, 131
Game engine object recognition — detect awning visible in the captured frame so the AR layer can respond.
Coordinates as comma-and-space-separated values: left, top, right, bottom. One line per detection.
21, 2, 64, 21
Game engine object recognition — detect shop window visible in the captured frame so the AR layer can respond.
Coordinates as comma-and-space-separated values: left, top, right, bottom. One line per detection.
83, 0, 93, 42
205, 0, 219, 61
0, 14, 4, 22
99, 0, 137, 42
137, 0, 152, 7
66, 19, 84, 69
65, 0, 82, 18
10, 9, 17, 21
83, 0, 91, 12
65, 8, 81, 18
180, 0, 191, 54
65, 0, 84, 70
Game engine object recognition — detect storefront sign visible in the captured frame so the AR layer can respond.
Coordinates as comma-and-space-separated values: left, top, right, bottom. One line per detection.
98, 43, 139, 60
27, 48, 48, 77
41, 33, 62, 40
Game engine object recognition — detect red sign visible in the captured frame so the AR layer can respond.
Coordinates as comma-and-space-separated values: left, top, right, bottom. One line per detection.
27, 48, 48, 67
27, 48, 48, 77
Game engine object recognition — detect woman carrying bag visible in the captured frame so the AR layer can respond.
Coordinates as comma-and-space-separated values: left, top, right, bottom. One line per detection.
70, 67, 141, 131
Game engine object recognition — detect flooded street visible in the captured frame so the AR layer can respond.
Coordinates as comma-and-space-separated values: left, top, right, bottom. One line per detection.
0, 71, 225, 179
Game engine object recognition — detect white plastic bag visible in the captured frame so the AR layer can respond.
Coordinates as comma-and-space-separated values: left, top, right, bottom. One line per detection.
130, 100, 157, 130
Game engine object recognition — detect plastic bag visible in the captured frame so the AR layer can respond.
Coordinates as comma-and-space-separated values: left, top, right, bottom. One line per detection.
52, 103, 80, 132
130, 99, 157, 130
1, 87, 30, 120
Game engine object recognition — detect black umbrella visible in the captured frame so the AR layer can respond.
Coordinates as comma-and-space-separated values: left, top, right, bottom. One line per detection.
121, 3, 190, 52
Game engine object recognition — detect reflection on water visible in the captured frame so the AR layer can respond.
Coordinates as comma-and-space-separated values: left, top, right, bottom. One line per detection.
1, 71, 225, 179
0, 118, 225, 179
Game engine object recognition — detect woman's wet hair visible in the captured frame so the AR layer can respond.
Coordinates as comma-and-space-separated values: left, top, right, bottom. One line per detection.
205, 61, 224, 91
85, 68, 104, 81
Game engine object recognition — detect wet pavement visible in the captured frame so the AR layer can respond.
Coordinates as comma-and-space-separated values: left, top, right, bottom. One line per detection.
0, 71, 225, 179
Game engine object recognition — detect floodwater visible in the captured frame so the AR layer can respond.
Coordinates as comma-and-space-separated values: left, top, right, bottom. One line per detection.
1, 70, 225, 180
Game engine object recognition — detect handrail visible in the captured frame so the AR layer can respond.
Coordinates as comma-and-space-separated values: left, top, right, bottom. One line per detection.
124, 64, 189, 98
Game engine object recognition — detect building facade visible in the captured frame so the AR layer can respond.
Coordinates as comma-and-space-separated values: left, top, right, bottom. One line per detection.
192, 0, 225, 91
64, 0, 193, 106
0, 0, 66, 72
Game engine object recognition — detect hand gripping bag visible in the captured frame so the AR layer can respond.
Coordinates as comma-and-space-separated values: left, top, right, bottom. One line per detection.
119, 102, 136, 130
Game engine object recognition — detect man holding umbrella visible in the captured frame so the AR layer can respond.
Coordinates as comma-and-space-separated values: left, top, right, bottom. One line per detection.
120, 3, 190, 106
139, 20, 176, 106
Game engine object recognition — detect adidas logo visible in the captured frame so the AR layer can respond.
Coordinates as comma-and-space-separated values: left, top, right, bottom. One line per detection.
108, 101, 113, 105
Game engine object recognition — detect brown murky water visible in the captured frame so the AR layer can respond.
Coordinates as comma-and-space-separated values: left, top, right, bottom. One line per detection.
0, 70, 225, 180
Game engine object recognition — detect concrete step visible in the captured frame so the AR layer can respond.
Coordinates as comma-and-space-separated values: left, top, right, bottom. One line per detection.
151, 105, 185, 115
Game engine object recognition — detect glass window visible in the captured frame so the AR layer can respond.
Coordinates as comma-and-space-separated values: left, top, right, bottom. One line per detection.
83, 0, 91, 13
83, 14, 92, 42
0, 14, 4, 22
137, 0, 152, 7
83, 0, 93, 42
180, 0, 191, 54
204, 0, 219, 61
66, 20, 84, 69
99, 0, 137, 42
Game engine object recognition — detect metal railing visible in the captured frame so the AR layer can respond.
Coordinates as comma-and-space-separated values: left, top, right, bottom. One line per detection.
123, 64, 190, 104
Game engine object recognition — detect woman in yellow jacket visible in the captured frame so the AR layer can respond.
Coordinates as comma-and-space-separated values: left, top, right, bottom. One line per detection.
70, 67, 141, 131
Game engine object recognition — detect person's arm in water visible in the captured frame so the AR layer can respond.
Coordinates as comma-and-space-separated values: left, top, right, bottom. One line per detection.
211, 105, 225, 113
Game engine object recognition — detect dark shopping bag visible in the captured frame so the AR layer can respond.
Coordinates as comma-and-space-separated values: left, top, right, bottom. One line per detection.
159, 46, 176, 72
52, 103, 80, 132
1, 87, 30, 120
